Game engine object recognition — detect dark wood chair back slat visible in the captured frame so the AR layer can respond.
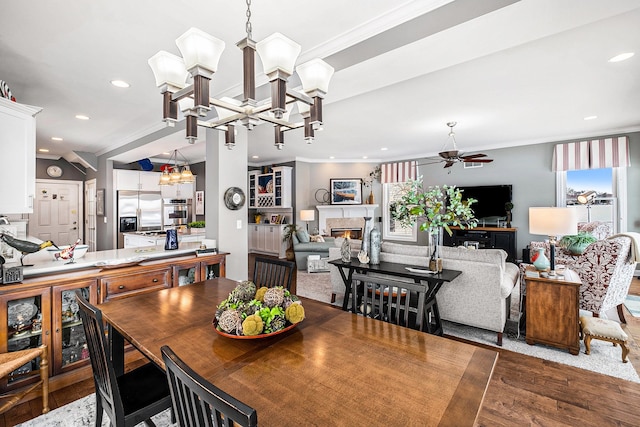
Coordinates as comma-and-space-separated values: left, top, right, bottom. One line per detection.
161, 345, 258, 427
76, 292, 172, 426
351, 273, 429, 331
253, 257, 295, 291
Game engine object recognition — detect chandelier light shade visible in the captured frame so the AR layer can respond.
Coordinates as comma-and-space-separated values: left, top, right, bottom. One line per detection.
159, 149, 195, 186
175, 27, 225, 76
148, 0, 333, 148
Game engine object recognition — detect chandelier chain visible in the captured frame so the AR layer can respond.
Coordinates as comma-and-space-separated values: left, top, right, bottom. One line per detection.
245, 0, 253, 39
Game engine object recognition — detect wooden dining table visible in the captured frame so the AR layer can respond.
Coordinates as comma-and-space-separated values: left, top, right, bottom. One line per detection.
99, 278, 498, 426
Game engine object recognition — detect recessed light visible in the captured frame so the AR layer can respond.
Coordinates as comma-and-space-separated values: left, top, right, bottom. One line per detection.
75, 114, 90, 120
608, 52, 634, 62
162, 152, 171, 155
39, 148, 49, 153
362, 156, 368, 159
380, 147, 388, 151
51, 137, 63, 141
329, 156, 335, 159
584, 115, 598, 121
111, 80, 130, 88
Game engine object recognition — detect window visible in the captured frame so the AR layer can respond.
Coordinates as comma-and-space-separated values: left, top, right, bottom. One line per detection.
382, 182, 417, 241
557, 167, 627, 233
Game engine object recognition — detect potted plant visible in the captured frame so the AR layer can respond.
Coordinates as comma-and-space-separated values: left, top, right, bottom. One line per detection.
282, 224, 301, 261
363, 165, 382, 204
392, 178, 478, 270
559, 232, 597, 255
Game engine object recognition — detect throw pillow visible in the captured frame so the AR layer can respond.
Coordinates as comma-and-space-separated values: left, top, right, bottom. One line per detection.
296, 229, 311, 243
310, 235, 325, 243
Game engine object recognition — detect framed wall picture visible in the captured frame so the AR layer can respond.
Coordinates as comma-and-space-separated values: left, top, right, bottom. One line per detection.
330, 178, 363, 205
96, 189, 105, 216
270, 214, 280, 224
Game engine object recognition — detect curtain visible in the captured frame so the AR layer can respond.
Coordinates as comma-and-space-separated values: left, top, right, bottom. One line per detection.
381, 161, 417, 183
553, 136, 630, 171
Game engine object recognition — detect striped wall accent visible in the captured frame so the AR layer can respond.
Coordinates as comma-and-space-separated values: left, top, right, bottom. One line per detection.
553, 141, 590, 171
381, 161, 417, 183
553, 136, 630, 171
589, 136, 630, 168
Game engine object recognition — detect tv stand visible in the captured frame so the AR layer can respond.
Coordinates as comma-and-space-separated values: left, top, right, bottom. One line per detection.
443, 226, 517, 262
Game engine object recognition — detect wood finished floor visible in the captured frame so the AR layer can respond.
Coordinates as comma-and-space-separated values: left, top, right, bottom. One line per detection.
2, 259, 639, 426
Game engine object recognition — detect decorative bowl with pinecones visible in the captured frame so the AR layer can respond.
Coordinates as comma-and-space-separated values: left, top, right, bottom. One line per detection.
213, 281, 304, 339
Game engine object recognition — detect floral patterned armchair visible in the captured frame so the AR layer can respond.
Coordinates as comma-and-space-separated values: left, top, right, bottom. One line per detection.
524, 236, 636, 321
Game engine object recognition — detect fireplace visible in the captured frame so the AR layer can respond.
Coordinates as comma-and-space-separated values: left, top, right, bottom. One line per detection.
330, 228, 363, 239
317, 204, 378, 236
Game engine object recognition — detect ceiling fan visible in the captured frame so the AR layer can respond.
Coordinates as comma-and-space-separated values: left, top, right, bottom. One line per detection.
423, 122, 494, 168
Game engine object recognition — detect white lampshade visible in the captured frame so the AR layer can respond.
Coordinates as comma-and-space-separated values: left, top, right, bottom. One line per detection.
296, 58, 334, 94
176, 28, 225, 75
296, 100, 310, 116
300, 209, 315, 221
256, 32, 301, 76
529, 207, 578, 236
148, 51, 189, 89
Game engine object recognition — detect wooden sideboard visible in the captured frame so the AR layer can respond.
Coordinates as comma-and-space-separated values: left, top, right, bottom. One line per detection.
0, 252, 227, 395
443, 226, 518, 262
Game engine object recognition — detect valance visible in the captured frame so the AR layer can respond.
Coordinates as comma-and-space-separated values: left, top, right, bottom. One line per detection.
553, 136, 630, 171
381, 161, 417, 183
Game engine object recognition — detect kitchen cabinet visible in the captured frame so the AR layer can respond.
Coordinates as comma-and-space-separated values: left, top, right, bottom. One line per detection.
249, 224, 286, 258
114, 170, 162, 192
0, 98, 42, 214
248, 166, 292, 208
171, 253, 226, 286
160, 182, 195, 200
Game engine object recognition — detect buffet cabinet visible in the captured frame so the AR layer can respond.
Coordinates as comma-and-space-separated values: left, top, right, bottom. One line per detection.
0, 252, 226, 393
443, 226, 518, 262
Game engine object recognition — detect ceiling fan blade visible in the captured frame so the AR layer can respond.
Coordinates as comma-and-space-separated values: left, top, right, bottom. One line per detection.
466, 158, 494, 163
444, 161, 455, 168
461, 153, 487, 160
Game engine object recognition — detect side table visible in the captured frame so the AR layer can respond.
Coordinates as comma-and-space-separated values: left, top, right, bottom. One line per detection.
525, 267, 581, 355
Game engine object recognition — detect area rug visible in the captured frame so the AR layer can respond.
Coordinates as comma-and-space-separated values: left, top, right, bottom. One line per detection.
624, 294, 640, 317
18, 394, 173, 427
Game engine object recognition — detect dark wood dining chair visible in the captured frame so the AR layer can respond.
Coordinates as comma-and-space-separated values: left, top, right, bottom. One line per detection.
161, 345, 258, 427
76, 292, 172, 427
253, 257, 295, 291
0, 345, 49, 415
351, 273, 430, 331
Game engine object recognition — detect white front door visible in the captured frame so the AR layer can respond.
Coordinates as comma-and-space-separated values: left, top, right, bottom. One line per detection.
29, 180, 83, 246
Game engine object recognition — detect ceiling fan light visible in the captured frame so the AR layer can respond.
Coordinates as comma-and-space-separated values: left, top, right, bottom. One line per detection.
256, 33, 301, 77
148, 51, 188, 89
296, 58, 334, 94
176, 28, 226, 76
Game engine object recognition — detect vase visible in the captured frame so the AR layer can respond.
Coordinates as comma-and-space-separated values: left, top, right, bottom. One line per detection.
531, 247, 550, 271
361, 217, 373, 254
369, 227, 381, 265
429, 227, 443, 272
367, 190, 375, 205
341, 237, 352, 262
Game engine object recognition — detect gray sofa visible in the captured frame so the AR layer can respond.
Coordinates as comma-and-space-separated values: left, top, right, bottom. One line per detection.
328, 240, 520, 345
292, 232, 336, 270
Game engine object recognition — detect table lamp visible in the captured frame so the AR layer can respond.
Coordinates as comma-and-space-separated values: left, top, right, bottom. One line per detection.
300, 209, 315, 231
529, 207, 578, 275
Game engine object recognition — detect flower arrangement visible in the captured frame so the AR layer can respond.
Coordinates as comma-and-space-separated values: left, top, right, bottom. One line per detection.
363, 165, 382, 188
214, 281, 304, 337
391, 177, 478, 236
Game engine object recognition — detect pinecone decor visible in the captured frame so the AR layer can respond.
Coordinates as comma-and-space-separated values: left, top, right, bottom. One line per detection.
214, 284, 304, 338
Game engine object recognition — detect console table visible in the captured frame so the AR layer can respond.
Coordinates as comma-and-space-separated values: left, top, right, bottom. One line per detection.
443, 226, 518, 262
328, 258, 461, 336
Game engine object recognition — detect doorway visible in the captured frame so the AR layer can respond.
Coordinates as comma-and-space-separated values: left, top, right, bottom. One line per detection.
29, 180, 83, 246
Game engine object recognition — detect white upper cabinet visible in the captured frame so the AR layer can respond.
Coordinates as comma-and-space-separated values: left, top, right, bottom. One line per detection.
248, 166, 292, 208
0, 98, 41, 213
114, 170, 162, 192
160, 182, 195, 200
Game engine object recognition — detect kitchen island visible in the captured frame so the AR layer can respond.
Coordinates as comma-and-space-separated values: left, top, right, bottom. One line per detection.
0, 244, 227, 397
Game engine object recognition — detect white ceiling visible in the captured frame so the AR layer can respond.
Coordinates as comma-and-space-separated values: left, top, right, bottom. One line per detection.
1, 0, 639, 168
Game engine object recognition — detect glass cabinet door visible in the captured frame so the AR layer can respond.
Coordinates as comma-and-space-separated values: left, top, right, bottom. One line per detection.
0, 288, 51, 392
172, 262, 199, 286
52, 279, 97, 374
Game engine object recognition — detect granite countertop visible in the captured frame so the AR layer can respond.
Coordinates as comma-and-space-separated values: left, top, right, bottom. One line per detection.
10, 242, 206, 278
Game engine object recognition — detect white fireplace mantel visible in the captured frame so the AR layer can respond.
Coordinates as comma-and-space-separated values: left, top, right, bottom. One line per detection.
316, 204, 378, 235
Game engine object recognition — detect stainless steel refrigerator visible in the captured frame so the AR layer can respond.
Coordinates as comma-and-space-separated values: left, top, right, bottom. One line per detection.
117, 191, 163, 248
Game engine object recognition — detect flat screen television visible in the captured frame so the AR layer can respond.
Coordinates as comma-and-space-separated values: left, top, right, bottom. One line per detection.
456, 184, 513, 225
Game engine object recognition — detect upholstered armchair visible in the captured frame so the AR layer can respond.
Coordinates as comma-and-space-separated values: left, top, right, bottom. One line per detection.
524, 236, 636, 322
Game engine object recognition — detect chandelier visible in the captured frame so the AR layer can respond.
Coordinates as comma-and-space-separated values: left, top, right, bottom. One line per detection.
148, 0, 334, 150
159, 149, 195, 186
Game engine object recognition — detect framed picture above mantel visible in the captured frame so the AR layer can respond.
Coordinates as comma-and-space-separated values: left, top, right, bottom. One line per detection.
330, 178, 363, 205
